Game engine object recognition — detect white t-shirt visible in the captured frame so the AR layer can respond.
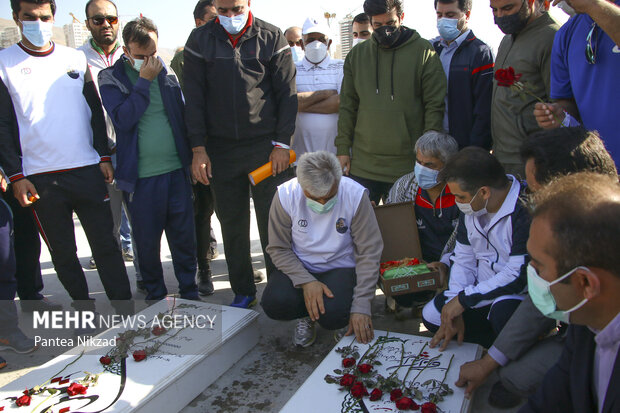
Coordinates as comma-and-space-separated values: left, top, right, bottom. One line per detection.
293, 55, 344, 156
0, 43, 101, 177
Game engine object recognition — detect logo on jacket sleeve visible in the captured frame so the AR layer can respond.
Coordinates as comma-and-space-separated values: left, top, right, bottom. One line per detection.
336, 218, 348, 234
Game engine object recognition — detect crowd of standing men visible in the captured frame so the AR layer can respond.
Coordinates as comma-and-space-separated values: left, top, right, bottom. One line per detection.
0, 0, 619, 411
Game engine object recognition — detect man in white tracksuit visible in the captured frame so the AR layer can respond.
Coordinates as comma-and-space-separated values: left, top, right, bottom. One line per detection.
423, 147, 531, 349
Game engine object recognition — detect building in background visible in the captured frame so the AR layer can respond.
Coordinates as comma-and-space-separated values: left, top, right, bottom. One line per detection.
64, 21, 90, 48
0, 26, 20, 49
339, 15, 354, 59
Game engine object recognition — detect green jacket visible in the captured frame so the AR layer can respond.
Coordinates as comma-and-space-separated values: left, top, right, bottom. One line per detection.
335, 27, 446, 183
170, 49, 184, 90
492, 12, 560, 167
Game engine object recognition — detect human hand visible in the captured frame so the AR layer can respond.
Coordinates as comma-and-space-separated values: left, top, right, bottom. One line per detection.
441, 296, 465, 325
270, 147, 290, 176
337, 155, 350, 176
99, 162, 114, 184
0, 173, 7, 193
455, 354, 500, 399
534, 102, 565, 129
139, 56, 163, 81
346, 313, 374, 344
430, 313, 465, 351
192, 147, 212, 185
12, 178, 39, 207
302, 280, 334, 322
428, 261, 449, 288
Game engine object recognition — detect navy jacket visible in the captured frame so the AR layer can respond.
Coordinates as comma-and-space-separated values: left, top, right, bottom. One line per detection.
520, 324, 620, 413
433, 31, 494, 150
98, 56, 192, 193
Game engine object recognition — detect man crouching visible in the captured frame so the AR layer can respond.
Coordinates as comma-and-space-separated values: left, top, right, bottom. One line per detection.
261, 151, 383, 347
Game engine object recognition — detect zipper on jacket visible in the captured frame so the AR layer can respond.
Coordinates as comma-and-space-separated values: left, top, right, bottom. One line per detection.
232, 46, 239, 140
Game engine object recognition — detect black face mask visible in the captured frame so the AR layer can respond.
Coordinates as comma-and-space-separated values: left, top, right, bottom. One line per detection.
373, 25, 402, 48
494, 0, 530, 35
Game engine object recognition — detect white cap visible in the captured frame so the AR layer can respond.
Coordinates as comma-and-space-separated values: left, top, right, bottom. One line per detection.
302, 17, 331, 37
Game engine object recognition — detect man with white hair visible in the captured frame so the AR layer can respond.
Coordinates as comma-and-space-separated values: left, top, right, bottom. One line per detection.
261, 151, 383, 347
292, 17, 344, 156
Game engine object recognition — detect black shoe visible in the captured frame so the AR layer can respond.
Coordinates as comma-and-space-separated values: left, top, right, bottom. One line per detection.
0, 355, 6, 369
207, 244, 219, 260
488, 381, 523, 409
253, 270, 264, 284
88, 257, 97, 269
20, 298, 63, 312
136, 280, 146, 293
0, 330, 38, 354
197, 268, 214, 296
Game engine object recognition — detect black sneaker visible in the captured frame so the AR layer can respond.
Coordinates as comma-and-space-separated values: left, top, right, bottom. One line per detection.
136, 280, 146, 293
20, 298, 63, 312
0, 330, 38, 354
197, 269, 214, 296
253, 270, 264, 284
488, 381, 523, 409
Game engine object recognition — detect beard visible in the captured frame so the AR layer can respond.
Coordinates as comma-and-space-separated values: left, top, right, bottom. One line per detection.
92, 31, 117, 46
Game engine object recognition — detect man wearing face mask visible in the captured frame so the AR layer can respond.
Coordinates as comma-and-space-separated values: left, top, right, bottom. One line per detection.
284, 26, 304, 63
335, 0, 446, 205
422, 148, 530, 351
184, 0, 297, 309
352, 13, 373, 47
261, 151, 382, 347
385, 131, 460, 309
292, 18, 343, 156
0, 0, 132, 308
98, 18, 200, 302
491, 0, 560, 177
431, 0, 494, 150
533, 0, 620, 168
519, 172, 620, 413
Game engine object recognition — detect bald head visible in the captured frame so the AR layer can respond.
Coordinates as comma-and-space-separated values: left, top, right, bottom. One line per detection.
285, 26, 302, 47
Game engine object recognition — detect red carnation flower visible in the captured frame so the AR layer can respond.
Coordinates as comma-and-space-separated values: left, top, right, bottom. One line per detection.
494, 67, 522, 87
370, 388, 383, 401
15, 391, 31, 407
395, 397, 419, 410
390, 388, 403, 401
133, 350, 147, 362
342, 357, 356, 368
66, 382, 87, 396
421, 402, 438, 413
339, 373, 356, 387
99, 356, 112, 365
350, 382, 369, 399
357, 363, 373, 374
152, 326, 167, 336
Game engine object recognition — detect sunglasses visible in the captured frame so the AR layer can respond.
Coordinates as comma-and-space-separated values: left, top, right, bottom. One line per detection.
585, 22, 598, 64
88, 15, 118, 26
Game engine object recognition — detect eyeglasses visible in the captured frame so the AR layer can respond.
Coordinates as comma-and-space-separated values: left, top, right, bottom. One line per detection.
88, 15, 118, 26
585, 22, 598, 64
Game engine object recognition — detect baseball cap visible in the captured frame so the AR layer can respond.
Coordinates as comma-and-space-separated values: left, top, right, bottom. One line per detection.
302, 17, 331, 36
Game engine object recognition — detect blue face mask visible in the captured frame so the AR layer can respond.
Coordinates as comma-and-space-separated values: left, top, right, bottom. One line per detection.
20, 20, 53, 48
306, 196, 338, 214
437, 18, 461, 42
527, 264, 589, 323
218, 12, 249, 35
414, 162, 440, 190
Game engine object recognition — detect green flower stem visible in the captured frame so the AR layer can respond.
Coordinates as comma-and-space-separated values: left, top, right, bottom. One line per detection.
387, 342, 407, 381
408, 353, 442, 388
513, 82, 562, 124
38, 351, 85, 389
30, 392, 55, 413
431, 354, 455, 404
401, 343, 429, 385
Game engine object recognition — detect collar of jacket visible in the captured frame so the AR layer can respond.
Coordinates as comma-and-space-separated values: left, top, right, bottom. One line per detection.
514, 11, 555, 38
214, 11, 256, 48
471, 175, 524, 228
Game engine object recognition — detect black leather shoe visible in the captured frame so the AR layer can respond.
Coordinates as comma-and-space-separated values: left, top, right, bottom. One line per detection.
20, 298, 62, 312
198, 268, 214, 296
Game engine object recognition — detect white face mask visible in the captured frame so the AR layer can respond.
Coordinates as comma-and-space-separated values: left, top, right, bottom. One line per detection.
352, 38, 367, 47
218, 11, 249, 35
455, 188, 488, 217
20, 20, 53, 48
291, 45, 304, 62
304, 40, 328, 64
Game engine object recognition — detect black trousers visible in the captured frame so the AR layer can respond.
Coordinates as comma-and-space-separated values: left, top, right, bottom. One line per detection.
1, 187, 43, 300
350, 174, 394, 205
0, 198, 18, 334
208, 138, 293, 297
28, 165, 131, 301
193, 182, 215, 269
261, 268, 357, 330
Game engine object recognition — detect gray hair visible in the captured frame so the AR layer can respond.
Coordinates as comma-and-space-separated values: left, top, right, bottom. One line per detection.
297, 151, 342, 197
414, 131, 459, 164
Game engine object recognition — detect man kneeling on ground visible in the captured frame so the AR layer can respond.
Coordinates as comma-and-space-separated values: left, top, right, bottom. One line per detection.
261, 151, 383, 347
422, 148, 530, 349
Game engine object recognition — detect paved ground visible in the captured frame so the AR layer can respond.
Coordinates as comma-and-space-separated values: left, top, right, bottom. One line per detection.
0, 202, 524, 412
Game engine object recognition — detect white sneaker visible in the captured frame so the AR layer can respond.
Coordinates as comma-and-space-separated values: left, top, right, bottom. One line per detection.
293, 318, 316, 347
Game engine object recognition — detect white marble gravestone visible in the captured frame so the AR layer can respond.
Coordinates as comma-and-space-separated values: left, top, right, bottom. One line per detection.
0, 298, 259, 412
281, 330, 483, 413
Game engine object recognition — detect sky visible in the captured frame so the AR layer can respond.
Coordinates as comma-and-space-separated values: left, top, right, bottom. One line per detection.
1, 0, 569, 51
